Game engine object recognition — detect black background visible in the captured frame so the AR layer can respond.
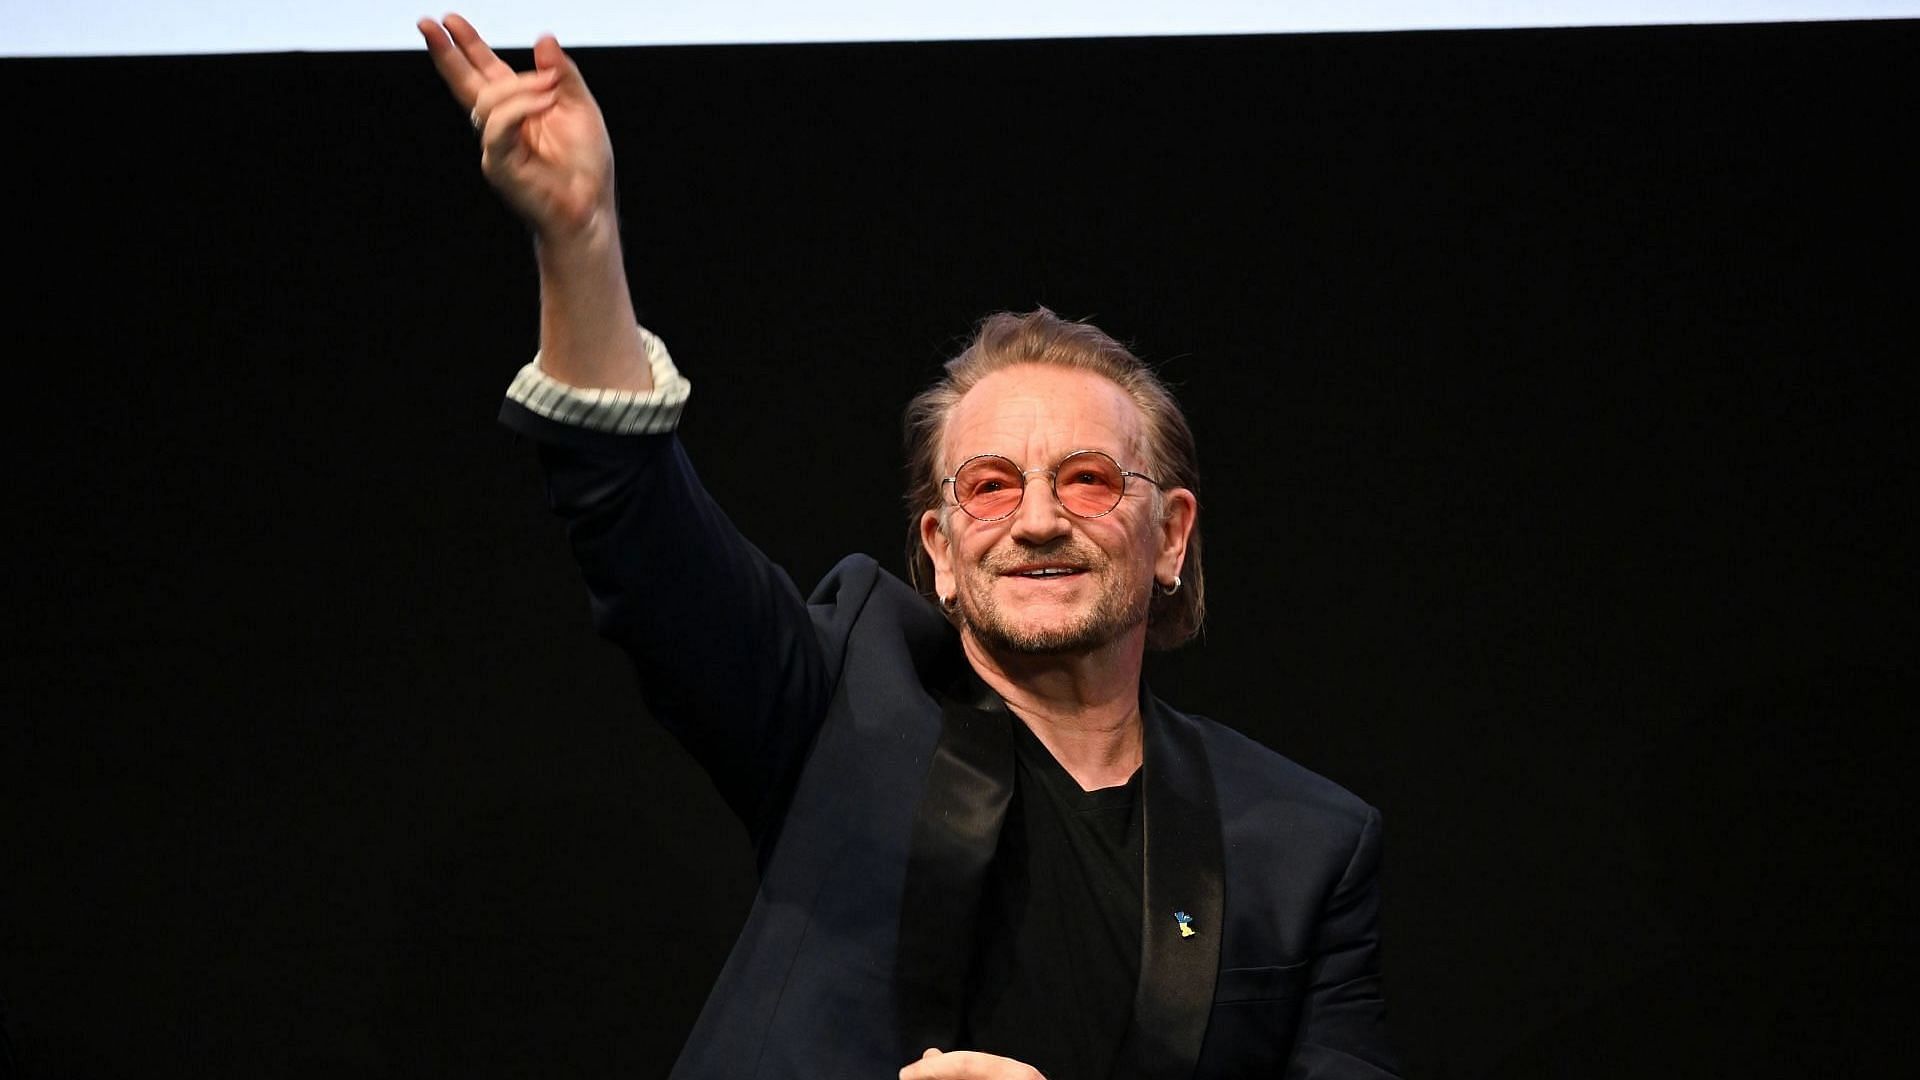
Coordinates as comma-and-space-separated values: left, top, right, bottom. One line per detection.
4, 18, 1915, 1078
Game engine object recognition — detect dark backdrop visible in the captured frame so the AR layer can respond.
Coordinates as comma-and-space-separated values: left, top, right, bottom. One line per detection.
4, 18, 1914, 1078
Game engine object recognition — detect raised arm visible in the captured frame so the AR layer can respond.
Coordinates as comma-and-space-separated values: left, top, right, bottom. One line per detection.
420, 16, 838, 841
418, 14, 651, 392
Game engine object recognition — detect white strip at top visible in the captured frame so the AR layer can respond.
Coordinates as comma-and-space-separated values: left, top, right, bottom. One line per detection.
4, 0, 1915, 57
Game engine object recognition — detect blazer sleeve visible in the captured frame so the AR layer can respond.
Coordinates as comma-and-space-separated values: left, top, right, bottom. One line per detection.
1285, 807, 1401, 1079
500, 400, 838, 846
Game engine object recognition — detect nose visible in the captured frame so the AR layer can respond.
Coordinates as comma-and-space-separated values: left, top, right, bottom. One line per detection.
1007, 469, 1072, 545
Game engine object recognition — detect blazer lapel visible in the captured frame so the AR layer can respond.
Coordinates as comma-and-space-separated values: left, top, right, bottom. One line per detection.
1118, 693, 1224, 1079
894, 671, 1016, 1059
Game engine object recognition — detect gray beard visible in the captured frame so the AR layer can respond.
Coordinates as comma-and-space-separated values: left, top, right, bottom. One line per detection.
957, 566, 1150, 657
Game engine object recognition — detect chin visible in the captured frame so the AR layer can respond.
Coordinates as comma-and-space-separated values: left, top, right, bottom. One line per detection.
963, 595, 1146, 658
974, 617, 1111, 657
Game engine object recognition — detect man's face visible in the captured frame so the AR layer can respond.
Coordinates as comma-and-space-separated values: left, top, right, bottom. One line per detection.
919, 364, 1194, 658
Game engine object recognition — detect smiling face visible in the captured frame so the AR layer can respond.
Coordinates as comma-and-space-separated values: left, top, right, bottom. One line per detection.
919, 363, 1195, 658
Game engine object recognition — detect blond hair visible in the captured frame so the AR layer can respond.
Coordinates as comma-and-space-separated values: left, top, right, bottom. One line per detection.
902, 309, 1205, 649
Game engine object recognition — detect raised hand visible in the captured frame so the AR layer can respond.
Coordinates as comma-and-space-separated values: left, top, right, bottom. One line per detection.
419, 13, 615, 242
418, 13, 650, 391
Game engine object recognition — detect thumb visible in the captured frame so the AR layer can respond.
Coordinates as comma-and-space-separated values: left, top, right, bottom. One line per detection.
533, 34, 580, 81
922, 1048, 943, 1059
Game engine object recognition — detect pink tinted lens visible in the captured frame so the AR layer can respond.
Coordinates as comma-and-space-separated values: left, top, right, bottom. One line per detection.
954, 457, 1024, 518
1054, 452, 1125, 516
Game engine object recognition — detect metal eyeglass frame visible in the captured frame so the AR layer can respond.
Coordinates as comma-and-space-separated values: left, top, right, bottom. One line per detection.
939, 449, 1162, 522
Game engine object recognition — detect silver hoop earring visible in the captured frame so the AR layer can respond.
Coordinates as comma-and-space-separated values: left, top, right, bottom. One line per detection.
939, 594, 958, 611
1159, 575, 1182, 597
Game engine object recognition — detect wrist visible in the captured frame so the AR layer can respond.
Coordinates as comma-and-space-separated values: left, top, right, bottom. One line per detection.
534, 201, 622, 269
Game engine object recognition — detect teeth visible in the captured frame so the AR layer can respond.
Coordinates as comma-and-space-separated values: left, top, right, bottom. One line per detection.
1021, 568, 1074, 576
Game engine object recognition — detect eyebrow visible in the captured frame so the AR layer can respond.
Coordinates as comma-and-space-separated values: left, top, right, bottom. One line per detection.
943, 447, 1158, 477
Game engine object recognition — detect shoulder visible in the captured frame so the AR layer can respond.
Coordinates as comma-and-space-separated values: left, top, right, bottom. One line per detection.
805, 553, 930, 618
1150, 700, 1385, 938
805, 554, 959, 683
1168, 702, 1380, 832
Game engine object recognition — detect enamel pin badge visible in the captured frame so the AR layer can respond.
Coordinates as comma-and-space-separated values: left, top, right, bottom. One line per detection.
1174, 910, 1197, 938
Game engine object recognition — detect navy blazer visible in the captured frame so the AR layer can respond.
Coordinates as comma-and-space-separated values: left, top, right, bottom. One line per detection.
504, 403, 1399, 1079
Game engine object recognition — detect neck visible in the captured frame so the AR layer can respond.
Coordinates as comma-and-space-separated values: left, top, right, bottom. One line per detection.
961, 625, 1147, 791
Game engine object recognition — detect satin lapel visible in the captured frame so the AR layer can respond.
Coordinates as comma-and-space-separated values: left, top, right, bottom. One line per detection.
1117, 693, 1224, 1080
893, 672, 1015, 1059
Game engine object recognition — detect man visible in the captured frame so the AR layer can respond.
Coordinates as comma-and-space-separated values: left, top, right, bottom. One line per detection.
421, 14, 1397, 1079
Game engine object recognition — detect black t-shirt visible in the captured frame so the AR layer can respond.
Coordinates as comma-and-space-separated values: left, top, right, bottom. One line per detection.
963, 719, 1144, 1080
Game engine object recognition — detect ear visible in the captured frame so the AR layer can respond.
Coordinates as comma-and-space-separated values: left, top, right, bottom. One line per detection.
919, 508, 956, 602
1154, 487, 1198, 586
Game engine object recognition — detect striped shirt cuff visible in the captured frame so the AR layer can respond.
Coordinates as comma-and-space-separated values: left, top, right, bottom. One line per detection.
503, 325, 691, 434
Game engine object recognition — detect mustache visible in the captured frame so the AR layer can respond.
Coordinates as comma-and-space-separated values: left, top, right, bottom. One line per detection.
980, 541, 1106, 575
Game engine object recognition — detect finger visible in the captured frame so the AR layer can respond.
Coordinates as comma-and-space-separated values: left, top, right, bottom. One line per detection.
910, 1050, 1039, 1079
470, 70, 559, 137
898, 1048, 948, 1079
445, 12, 516, 82
481, 89, 560, 163
532, 34, 594, 99
469, 66, 560, 130
418, 17, 487, 105
532, 34, 576, 78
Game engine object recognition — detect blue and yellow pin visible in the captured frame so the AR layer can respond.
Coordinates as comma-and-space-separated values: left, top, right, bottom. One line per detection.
1173, 910, 1197, 938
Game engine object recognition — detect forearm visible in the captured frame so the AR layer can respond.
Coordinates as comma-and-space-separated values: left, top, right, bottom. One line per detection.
500, 333, 824, 835
525, 425, 831, 835
534, 215, 653, 392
